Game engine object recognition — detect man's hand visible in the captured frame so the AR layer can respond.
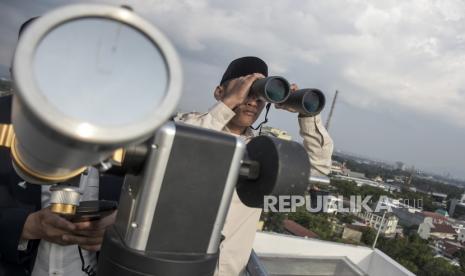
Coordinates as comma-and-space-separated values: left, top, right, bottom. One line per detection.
63, 210, 117, 252
275, 83, 299, 113
21, 208, 77, 245
221, 73, 264, 109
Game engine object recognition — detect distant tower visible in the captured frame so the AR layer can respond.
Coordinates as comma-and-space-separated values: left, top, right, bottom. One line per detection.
325, 90, 339, 130
405, 166, 416, 187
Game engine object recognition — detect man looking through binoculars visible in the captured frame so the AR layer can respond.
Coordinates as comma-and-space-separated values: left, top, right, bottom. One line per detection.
176, 56, 334, 276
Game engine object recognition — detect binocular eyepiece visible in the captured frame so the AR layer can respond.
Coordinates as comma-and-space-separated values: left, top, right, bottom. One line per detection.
249, 76, 326, 116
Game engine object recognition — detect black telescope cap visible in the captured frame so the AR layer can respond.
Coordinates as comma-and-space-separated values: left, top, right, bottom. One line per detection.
220, 56, 268, 85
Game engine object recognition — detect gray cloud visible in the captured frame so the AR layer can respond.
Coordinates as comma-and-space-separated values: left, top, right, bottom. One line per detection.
1, 0, 464, 178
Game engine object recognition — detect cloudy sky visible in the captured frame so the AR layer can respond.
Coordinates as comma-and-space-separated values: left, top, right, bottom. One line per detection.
1, 0, 464, 179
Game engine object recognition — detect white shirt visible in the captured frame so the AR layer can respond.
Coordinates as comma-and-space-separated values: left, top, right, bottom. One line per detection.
175, 101, 334, 276
31, 167, 99, 276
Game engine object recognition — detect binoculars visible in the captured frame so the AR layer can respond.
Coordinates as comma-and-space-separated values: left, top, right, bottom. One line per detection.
250, 76, 326, 116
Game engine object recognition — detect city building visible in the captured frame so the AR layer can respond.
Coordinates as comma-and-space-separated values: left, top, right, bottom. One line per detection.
435, 209, 449, 217
449, 219, 465, 235
395, 161, 406, 171
357, 211, 399, 237
282, 219, 319, 239
331, 160, 347, 175
376, 196, 424, 227
418, 217, 456, 240
259, 126, 292, 140
433, 239, 464, 259
309, 189, 342, 214
392, 207, 425, 227
423, 211, 449, 225
458, 229, 465, 243
378, 196, 422, 212
431, 192, 448, 207
342, 225, 365, 243
332, 174, 390, 191
449, 193, 465, 219
346, 170, 367, 179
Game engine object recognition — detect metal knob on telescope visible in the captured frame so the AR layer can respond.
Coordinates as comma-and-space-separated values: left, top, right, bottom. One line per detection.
50, 185, 81, 215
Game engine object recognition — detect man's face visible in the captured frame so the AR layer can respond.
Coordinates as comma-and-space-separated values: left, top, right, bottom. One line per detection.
229, 91, 266, 128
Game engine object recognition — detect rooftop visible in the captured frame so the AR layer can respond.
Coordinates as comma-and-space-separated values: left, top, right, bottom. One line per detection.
423, 211, 448, 222
252, 232, 414, 276
282, 219, 319, 239
432, 223, 456, 235
345, 224, 368, 232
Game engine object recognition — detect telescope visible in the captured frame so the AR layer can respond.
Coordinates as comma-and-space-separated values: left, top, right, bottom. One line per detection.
250, 77, 326, 116
0, 4, 328, 276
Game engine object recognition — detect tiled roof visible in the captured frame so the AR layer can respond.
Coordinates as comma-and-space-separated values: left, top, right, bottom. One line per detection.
440, 240, 464, 257
283, 219, 319, 239
423, 211, 448, 221
431, 223, 456, 235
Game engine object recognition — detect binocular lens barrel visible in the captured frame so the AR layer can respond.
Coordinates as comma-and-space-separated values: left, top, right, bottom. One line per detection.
249, 76, 325, 116
281, 89, 325, 116
250, 76, 290, 103
303, 90, 323, 113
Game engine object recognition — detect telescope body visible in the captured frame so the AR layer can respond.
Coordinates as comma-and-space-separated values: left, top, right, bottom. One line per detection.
98, 122, 245, 276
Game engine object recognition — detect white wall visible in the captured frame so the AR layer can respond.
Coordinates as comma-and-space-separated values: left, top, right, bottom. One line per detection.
367, 250, 415, 276
253, 232, 414, 276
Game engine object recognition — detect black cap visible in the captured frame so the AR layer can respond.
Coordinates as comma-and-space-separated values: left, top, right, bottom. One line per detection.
220, 56, 268, 85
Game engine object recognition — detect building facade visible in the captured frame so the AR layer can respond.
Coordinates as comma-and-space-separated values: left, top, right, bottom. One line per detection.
357, 211, 398, 237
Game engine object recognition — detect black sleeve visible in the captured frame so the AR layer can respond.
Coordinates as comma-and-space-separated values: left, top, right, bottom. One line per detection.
0, 138, 40, 265
0, 207, 37, 264
0, 95, 12, 124
99, 174, 124, 202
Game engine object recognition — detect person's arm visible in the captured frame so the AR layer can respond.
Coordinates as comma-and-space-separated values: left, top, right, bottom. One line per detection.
276, 84, 334, 176
175, 73, 264, 131
298, 114, 334, 176
174, 101, 236, 131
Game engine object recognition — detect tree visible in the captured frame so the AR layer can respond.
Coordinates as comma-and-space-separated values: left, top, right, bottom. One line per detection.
337, 213, 355, 224
287, 207, 334, 240
372, 233, 465, 275
361, 227, 376, 246
262, 212, 286, 233
420, 258, 465, 276
454, 249, 465, 271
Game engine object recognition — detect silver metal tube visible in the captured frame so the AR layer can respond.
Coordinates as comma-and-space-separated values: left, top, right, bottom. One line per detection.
372, 210, 386, 249
308, 175, 331, 186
